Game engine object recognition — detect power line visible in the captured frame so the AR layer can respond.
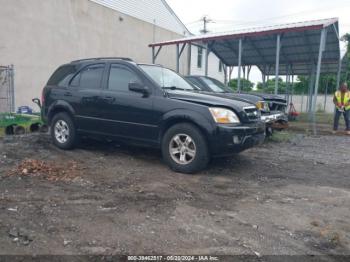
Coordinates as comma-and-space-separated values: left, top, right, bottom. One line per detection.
185, 19, 202, 25
208, 3, 350, 29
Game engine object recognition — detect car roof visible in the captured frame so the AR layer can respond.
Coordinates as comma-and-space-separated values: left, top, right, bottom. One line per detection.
187, 75, 209, 78
70, 57, 134, 63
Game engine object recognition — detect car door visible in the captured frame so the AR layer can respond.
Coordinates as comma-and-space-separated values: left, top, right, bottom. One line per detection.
99, 63, 158, 142
68, 63, 106, 133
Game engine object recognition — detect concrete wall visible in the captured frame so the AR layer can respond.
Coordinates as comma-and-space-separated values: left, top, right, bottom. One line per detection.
290, 95, 335, 113
190, 45, 225, 82
0, 0, 188, 109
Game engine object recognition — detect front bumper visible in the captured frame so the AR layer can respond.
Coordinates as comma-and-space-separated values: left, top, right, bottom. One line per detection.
210, 121, 266, 156
261, 112, 288, 132
261, 112, 287, 123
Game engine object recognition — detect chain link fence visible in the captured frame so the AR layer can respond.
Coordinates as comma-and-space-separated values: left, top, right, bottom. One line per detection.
0, 65, 15, 113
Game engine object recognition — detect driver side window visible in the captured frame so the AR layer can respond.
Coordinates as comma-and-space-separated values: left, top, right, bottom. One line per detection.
108, 65, 141, 92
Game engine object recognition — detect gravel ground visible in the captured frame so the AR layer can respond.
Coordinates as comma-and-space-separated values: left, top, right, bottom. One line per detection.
0, 132, 349, 259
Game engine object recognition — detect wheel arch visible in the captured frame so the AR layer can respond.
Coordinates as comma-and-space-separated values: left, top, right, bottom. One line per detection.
159, 110, 214, 149
47, 101, 75, 125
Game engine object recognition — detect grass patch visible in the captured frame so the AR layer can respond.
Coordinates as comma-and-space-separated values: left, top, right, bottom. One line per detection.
269, 131, 294, 143
298, 112, 334, 124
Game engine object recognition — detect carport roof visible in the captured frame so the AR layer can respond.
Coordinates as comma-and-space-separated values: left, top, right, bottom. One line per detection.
149, 18, 341, 71
257, 53, 347, 76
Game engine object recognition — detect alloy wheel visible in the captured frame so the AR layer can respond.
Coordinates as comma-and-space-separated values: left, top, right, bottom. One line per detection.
54, 120, 70, 144
169, 134, 196, 165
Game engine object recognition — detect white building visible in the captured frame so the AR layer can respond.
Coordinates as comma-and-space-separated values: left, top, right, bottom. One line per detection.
0, 0, 224, 109
190, 45, 225, 82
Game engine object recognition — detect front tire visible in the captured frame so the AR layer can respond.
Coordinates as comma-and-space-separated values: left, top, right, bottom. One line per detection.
162, 123, 209, 174
50, 112, 78, 150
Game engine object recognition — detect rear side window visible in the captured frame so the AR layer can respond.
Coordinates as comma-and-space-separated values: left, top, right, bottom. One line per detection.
70, 64, 105, 89
47, 65, 77, 87
108, 65, 141, 92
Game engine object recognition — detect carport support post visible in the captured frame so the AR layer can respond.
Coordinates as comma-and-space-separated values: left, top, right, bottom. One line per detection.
307, 65, 316, 118
205, 43, 210, 77
176, 44, 180, 73
152, 46, 162, 64
312, 28, 327, 115
274, 34, 281, 95
229, 66, 234, 82
152, 46, 155, 64
223, 64, 228, 85
237, 38, 242, 92
187, 43, 192, 75
311, 28, 327, 133
285, 64, 289, 102
291, 74, 294, 103
262, 74, 266, 90
247, 65, 252, 82
336, 55, 342, 90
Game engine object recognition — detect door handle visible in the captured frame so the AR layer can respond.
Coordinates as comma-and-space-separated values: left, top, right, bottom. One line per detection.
102, 96, 115, 102
64, 92, 72, 97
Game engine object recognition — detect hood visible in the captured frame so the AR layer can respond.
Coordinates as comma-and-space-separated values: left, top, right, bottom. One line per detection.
228, 93, 262, 104
249, 92, 287, 103
166, 90, 255, 112
196, 91, 254, 104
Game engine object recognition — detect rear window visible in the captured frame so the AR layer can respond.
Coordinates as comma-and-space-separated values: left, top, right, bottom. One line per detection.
47, 65, 78, 87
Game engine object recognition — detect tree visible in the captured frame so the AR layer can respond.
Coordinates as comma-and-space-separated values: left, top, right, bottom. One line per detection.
228, 78, 254, 92
293, 76, 308, 94
256, 78, 286, 94
293, 75, 340, 95
255, 75, 340, 95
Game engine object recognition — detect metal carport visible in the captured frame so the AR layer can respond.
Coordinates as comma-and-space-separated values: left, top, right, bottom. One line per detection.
149, 18, 342, 115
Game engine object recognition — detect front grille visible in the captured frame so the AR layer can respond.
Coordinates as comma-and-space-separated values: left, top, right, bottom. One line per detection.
244, 107, 260, 121
266, 99, 287, 112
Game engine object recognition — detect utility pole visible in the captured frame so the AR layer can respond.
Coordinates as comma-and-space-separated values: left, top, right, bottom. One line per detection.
200, 16, 213, 34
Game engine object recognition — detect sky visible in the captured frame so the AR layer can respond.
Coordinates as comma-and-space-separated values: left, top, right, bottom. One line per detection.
166, 0, 350, 85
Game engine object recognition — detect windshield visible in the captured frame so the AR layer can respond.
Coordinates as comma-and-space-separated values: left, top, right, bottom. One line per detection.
139, 65, 194, 91
200, 77, 232, 93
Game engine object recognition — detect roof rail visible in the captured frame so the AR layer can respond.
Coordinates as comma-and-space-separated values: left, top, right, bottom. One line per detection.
71, 57, 134, 63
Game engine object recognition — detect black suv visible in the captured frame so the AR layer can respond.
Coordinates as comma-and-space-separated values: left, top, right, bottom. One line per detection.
42, 58, 265, 173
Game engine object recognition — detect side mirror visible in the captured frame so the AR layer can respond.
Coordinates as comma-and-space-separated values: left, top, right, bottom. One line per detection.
32, 98, 42, 109
128, 82, 149, 96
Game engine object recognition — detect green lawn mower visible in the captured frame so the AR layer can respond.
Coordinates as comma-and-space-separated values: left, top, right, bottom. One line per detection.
0, 98, 48, 136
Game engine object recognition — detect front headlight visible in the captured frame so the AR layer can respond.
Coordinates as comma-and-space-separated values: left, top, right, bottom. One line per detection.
209, 107, 240, 124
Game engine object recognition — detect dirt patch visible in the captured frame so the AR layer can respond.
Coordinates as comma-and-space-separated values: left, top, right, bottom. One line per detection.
7, 159, 83, 182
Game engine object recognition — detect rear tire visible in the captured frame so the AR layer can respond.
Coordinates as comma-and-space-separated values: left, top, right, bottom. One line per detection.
50, 112, 78, 150
162, 123, 209, 174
